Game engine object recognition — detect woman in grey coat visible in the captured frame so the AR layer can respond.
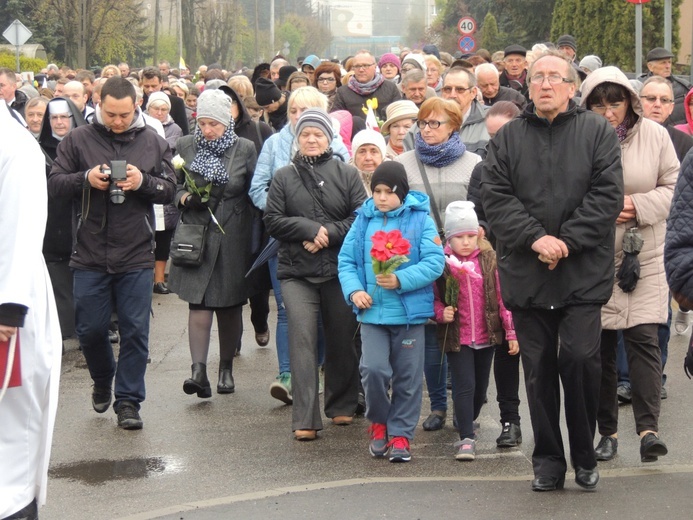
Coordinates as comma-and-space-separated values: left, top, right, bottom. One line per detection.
168, 89, 258, 397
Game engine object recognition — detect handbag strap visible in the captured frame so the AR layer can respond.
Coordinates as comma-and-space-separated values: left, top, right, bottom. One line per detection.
416, 158, 444, 235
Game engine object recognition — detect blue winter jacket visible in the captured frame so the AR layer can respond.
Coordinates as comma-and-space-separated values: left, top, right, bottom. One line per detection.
338, 191, 445, 325
249, 123, 350, 211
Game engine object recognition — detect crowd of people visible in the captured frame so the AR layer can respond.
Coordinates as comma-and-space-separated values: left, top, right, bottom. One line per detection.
5, 34, 693, 518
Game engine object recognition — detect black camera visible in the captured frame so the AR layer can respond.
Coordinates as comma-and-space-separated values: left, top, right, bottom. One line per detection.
106, 160, 127, 204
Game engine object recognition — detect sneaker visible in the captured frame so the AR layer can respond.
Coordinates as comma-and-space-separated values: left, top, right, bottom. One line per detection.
92, 386, 112, 413
674, 309, 691, 335
270, 372, 293, 405
387, 436, 411, 462
368, 423, 388, 457
661, 384, 668, 400
454, 438, 476, 461
496, 422, 522, 448
617, 384, 632, 404
116, 402, 143, 430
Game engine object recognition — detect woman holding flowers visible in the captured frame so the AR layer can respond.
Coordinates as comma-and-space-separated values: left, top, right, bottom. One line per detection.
395, 97, 482, 433
338, 162, 444, 462
434, 201, 517, 461
168, 89, 257, 397
264, 108, 367, 441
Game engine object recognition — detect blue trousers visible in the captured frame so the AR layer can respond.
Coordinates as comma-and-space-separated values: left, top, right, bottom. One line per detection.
268, 255, 325, 374
360, 323, 425, 439
73, 268, 153, 410
423, 324, 448, 412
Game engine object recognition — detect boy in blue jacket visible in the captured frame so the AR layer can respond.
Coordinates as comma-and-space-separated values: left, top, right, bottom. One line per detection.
338, 162, 444, 462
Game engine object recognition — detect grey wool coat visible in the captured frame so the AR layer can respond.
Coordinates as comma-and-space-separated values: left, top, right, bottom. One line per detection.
168, 134, 258, 307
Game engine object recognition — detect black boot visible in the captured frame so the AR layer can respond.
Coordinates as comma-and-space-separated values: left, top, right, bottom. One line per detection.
183, 362, 212, 398
217, 360, 235, 394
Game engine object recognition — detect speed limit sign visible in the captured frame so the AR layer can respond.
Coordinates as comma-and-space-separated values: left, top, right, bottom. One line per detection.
458, 16, 476, 35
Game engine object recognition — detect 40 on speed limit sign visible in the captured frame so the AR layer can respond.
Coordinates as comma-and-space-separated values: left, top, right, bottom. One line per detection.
458, 16, 476, 35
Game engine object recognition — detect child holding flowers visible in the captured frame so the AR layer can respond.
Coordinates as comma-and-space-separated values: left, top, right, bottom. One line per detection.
338, 162, 444, 462
434, 201, 518, 461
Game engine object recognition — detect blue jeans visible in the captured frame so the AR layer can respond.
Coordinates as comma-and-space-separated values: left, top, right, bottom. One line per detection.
73, 268, 153, 410
423, 324, 448, 413
360, 323, 425, 439
617, 301, 671, 387
268, 254, 325, 375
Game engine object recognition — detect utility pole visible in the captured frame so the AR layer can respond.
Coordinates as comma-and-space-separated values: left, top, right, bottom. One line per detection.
270, 0, 275, 55
178, 0, 183, 68
153, 0, 160, 65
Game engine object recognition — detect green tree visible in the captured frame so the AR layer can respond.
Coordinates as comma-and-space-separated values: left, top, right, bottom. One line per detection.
480, 11, 500, 51
552, 0, 682, 71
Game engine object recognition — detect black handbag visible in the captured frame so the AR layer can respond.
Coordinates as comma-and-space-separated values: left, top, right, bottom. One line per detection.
170, 222, 207, 267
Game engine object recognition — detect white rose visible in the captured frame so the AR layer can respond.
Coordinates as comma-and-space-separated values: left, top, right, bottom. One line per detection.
172, 154, 185, 169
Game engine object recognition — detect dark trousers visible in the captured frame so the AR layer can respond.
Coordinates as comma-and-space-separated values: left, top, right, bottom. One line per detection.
513, 305, 602, 477
494, 339, 521, 424
73, 268, 153, 410
46, 259, 75, 338
448, 345, 495, 439
281, 277, 359, 431
598, 324, 662, 436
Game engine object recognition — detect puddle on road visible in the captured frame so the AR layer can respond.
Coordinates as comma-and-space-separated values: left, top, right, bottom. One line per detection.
49, 456, 183, 486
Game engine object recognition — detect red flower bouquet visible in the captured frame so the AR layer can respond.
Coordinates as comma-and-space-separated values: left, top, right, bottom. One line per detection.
370, 229, 411, 274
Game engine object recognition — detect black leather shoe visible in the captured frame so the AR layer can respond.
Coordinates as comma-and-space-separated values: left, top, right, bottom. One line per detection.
422, 412, 446, 431
575, 466, 599, 490
183, 362, 212, 398
531, 475, 565, 492
153, 282, 170, 294
640, 432, 668, 462
595, 435, 618, 461
497, 422, 522, 447
217, 361, 235, 394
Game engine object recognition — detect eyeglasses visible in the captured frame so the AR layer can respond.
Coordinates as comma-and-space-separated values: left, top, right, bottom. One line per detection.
441, 86, 472, 94
529, 74, 573, 85
317, 77, 336, 83
417, 119, 449, 129
50, 114, 71, 121
353, 63, 376, 70
590, 102, 626, 115
640, 95, 674, 105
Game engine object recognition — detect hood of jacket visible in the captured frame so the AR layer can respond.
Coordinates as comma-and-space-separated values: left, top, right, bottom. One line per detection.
579, 65, 643, 116
464, 100, 488, 127
218, 84, 252, 132
38, 96, 88, 146
358, 189, 430, 219
682, 88, 693, 133
92, 104, 148, 141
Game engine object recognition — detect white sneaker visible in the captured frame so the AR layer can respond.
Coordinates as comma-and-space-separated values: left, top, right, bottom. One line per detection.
674, 309, 691, 335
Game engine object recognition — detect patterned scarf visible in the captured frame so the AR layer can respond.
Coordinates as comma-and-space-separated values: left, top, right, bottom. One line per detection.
348, 73, 386, 96
615, 113, 632, 142
415, 131, 466, 168
190, 122, 238, 185
297, 147, 333, 165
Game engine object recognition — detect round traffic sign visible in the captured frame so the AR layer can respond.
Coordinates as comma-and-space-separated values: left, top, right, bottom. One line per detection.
458, 36, 476, 53
457, 17, 476, 35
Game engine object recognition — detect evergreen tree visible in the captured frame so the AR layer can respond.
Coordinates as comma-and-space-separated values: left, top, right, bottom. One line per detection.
480, 12, 500, 52
551, 0, 682, 71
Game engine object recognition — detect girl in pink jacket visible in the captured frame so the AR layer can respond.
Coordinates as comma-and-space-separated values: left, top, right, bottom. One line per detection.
434, 201, 518, 461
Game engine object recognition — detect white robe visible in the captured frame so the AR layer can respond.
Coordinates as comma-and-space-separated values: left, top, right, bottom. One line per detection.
0, 106, 62, 516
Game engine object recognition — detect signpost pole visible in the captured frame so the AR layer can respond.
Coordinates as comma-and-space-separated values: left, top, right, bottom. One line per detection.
635, 4, 642, 76
14, 24, 20, 72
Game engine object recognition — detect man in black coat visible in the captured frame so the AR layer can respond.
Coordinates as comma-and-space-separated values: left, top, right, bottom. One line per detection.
637, 47, 691, 126
0, 67, 28, 118
481, 52, 623, 493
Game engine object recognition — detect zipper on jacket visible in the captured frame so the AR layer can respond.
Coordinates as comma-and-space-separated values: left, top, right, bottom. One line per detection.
465, 273, 476, 346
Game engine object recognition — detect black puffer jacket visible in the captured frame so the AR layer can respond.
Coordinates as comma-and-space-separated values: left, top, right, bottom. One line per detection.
48, 108, 176, 273
481, 101, 623, 310
665, 152, 693, 304
39, 97, 87, 261
264, 152, 367, 280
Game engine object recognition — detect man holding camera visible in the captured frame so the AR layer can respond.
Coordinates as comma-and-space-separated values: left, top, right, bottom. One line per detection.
48, 77, 176, 430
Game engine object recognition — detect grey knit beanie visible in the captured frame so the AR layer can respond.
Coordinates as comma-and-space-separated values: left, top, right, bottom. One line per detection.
444, 200, 479, 239
196, 89, 232, 127
295, 108, 334, 142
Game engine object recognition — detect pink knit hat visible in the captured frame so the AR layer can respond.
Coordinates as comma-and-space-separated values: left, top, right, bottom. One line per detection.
378, 53, 401, 72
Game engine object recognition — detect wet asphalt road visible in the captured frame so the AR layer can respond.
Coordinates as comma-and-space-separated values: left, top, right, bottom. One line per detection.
43, 291, 693, 519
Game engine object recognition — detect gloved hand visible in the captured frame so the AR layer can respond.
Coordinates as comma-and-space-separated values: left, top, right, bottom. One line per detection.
185, 193, 207, 211
685, 343, 693, 379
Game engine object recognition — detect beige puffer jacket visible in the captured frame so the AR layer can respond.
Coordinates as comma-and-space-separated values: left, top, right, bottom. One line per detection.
580, 66, 680, 329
